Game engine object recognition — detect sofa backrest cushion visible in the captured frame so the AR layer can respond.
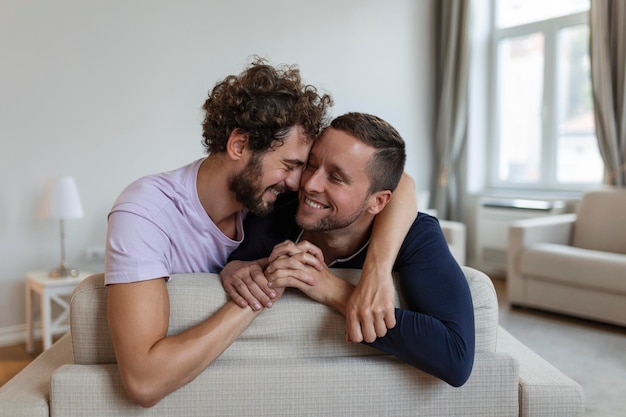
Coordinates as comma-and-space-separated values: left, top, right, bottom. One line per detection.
572, 188, 626, 255
70, 267, 498, 365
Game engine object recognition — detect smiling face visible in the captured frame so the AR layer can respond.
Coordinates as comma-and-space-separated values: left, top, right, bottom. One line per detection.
295, 127, 378, 232
230, 125, 312, 216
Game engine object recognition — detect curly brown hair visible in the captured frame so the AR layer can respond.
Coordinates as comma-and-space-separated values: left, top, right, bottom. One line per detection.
201, 58, 333, 154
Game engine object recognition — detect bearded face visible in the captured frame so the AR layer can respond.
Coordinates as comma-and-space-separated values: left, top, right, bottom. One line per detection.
229, 153, 284, 216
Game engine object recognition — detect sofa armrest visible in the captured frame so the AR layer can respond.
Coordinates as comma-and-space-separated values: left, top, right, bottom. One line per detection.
496, 327, 584, 417
507, 213, 576, 303
439, 219, 466, 265
510, 213, 576, 247
0, 332, 73, 417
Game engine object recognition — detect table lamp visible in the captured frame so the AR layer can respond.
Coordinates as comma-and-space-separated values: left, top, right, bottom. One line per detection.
38, 176, 84, 278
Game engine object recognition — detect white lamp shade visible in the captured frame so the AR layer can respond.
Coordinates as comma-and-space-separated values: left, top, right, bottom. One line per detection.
38, 176, 84, 219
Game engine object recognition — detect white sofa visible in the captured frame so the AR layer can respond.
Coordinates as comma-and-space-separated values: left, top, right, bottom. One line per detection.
0, 267, 583, 416
508, 188, 626, 326
439, 219, 466, 265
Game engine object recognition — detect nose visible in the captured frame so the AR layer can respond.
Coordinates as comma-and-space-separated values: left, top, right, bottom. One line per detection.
302, 167, 325, 194
284, 168, 302, 192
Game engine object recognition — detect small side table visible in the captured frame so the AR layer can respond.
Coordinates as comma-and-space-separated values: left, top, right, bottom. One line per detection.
25, 270, 94, 352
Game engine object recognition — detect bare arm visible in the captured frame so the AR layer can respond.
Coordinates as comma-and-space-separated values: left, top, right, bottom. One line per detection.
107, 278, 264, 407
346, 172, 417, 343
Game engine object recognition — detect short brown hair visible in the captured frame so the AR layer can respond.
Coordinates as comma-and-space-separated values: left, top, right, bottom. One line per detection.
330, 112, 406, 193
201, 58, 333, 154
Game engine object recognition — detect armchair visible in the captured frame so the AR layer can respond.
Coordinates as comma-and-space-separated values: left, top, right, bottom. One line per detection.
507, 188, 626, 326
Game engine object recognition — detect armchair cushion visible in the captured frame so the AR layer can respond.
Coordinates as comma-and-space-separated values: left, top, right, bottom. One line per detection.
571, 188, 626, 254
520, 243, 626, 293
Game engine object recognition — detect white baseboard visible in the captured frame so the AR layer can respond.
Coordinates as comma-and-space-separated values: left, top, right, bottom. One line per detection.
0, 322, 41, 348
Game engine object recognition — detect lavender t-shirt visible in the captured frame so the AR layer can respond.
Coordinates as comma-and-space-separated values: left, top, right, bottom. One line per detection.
104, 158, 245, 285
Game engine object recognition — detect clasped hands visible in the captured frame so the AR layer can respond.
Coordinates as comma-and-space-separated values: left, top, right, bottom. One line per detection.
220, 240, 396, 343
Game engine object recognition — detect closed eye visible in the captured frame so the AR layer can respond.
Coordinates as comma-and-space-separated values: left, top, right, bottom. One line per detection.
284, 161, 304, 171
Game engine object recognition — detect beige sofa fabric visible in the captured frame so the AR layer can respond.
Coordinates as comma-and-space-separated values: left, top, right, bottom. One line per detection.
1, 266, 584, 416
0, 333, 73, 417
71, 267, 499, 365
508, 188, 626, 327
571, 188, 626, 254
496, 327, 585, 417
51, 354, 519, 417
520, 243, 626, 292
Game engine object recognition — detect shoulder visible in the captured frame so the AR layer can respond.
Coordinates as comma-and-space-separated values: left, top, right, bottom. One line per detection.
110, 160, 202, 218
406, 212, 445, 238
397, 212, 451, 262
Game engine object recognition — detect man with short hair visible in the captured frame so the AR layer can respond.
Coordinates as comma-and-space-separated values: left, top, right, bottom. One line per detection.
226, 112, 475, 386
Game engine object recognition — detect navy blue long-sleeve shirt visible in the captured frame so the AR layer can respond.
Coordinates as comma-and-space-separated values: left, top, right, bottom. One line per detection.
229, 193, 475, 387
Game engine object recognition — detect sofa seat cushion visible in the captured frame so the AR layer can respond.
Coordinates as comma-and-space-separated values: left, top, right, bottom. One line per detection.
519, 243, 626, 293
71, 267, 497, 365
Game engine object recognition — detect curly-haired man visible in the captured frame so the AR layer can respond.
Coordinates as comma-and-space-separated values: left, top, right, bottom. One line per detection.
104, 60, 415, 407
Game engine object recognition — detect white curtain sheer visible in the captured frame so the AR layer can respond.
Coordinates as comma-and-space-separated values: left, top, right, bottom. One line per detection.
589, 0, 626, 186
432, 0, 470, 220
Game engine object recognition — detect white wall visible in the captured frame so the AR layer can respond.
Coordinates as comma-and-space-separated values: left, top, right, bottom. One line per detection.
0, 0, 434, 344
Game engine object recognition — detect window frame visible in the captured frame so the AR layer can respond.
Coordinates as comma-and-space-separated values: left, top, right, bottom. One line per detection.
487, 5, 598, 192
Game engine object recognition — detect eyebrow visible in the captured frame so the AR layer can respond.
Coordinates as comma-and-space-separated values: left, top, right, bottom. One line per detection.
283, 158, 306, 167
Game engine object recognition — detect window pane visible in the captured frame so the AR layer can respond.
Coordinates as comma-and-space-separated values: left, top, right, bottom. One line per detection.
497, 33, 544, 183
497, 0, 590, 28
556, 25, 603, 183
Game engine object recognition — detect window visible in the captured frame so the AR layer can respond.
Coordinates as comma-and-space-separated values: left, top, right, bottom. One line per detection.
489, 0, 602, 190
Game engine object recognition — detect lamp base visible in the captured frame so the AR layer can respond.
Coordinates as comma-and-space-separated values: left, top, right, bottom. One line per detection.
48, 264, 80, 278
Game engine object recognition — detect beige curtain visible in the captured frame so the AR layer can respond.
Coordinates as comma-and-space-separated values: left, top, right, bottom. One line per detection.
432, 0, 470, 220
589, 0, 626, 186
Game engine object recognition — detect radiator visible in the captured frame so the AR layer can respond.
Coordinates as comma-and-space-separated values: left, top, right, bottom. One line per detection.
475, 198, 567, 275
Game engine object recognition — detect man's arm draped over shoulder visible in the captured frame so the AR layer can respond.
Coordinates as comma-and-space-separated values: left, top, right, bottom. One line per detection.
347, 172, 417, 342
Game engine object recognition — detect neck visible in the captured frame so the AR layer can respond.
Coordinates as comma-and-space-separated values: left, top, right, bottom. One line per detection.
196, 155, 245, 235
301, 223, 373, 265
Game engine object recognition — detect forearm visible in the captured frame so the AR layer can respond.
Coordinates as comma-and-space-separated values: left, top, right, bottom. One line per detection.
363, 172, 416, 276
322, 276, 355, 317
366, 309, 474, 387
113, 300, 260, 407
364, 212, 475, 386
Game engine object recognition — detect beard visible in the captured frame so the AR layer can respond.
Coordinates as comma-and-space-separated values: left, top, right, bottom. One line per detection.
229, 153, 281, 216
295, 194, 368, 232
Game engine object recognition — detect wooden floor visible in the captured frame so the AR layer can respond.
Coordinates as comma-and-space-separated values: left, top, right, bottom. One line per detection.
0, 341, 42, 387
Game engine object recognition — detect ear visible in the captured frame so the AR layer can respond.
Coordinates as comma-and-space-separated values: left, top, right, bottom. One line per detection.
226, 128, 249, 161
366, 190, 393, 215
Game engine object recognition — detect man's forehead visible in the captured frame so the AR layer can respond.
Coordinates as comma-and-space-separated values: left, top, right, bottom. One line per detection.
312, 128, 357, 156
